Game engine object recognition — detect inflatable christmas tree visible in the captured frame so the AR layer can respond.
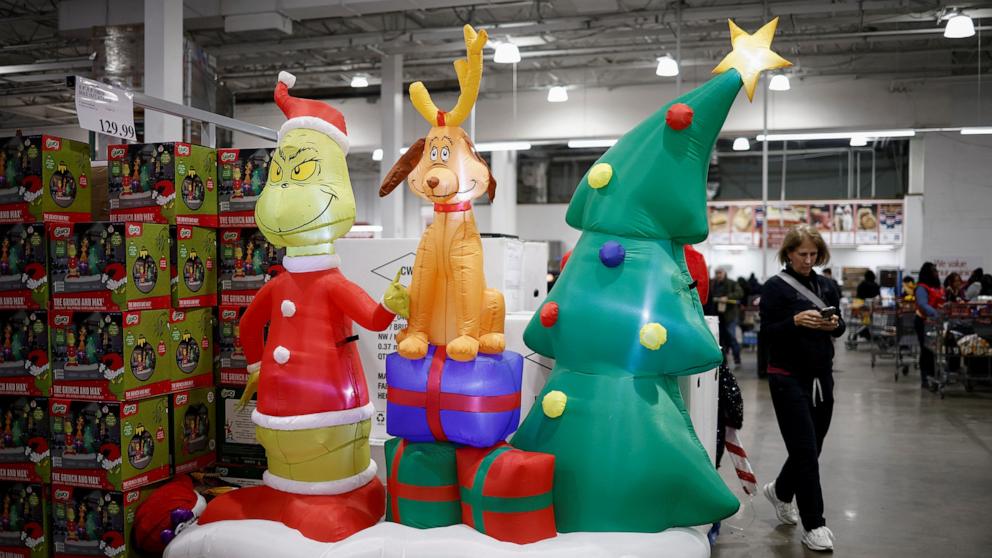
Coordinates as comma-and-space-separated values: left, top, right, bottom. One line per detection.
512, 18, 790, 533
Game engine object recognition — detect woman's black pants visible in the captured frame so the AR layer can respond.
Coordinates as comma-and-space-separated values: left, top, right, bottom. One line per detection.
769, 373, 834, 531
914, 315, 934, 386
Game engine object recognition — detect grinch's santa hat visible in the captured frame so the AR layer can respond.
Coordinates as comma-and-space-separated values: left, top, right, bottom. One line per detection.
274, 71, 349, 153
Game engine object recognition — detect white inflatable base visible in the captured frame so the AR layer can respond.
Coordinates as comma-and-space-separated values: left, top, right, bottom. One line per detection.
164, 520, 710, 558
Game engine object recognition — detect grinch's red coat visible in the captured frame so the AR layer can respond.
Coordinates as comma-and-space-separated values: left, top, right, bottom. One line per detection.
240, 254, 394, 422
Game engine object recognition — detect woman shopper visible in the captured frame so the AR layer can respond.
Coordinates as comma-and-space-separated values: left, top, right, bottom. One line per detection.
915, 262, 944, 390
759, 225, 845, 552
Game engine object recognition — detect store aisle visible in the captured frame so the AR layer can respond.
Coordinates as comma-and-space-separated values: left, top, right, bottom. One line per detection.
712, 345, 992, 558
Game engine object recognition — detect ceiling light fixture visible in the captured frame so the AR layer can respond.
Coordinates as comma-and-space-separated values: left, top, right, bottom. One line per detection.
944, 12, 976, 38
350, 75, 369, 88
568, 139, 619, 148
732, 137, 751, 151
493, 42, 521, 64
474, 141, 532, 152
768, 74, 791, 91
547, 85, 568, 103
961, 127, 992, 134
756, 130, 916, 141
655, 55, 679, 77
372, 149, 383, 161
849, 136, 868, 147
856, 244, 896, 252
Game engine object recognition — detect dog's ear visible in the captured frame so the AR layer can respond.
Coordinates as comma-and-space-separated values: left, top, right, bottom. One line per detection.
378, 138, 426, 197
487, 169, 497, 202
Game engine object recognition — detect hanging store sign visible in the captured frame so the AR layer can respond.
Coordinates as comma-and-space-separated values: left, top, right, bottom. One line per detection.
74, 76, 137, 141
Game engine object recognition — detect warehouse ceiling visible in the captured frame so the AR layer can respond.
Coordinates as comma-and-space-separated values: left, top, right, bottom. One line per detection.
1, 0, 991, 129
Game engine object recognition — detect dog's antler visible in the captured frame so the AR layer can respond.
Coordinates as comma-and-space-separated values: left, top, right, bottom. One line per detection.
410, 24, 487, 127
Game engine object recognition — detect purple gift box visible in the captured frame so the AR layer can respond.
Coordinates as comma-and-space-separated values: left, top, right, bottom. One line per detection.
386, 345, 523, 447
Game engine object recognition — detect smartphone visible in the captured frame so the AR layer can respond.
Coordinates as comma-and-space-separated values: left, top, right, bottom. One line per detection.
820, 306, 839, 319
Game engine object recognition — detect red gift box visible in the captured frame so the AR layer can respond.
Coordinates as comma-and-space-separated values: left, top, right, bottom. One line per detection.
457, 444, 556, 544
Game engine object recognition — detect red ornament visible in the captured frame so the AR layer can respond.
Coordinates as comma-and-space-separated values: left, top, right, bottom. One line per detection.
666, 103, 694, 130
539, 302, 559, 327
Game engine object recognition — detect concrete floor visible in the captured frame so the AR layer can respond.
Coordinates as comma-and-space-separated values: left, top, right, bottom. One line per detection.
711, 344, 992, 557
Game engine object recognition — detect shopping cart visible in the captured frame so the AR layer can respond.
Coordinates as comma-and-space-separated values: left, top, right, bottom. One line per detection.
928, 302, 992, 398
844, 301, 872, 350
869, 304, 898, 369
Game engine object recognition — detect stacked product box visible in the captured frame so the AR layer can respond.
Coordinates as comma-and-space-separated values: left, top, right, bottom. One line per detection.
0, 396, 50, 484
217, 148, 270, 227
0, 223, 49, 310
0, 481, 48, 558
0, 134, 93, 224
216, 305, 248, 387
107, 143, 217, 226
168, 309, 213, 393
50, 309, 171, 402
0, 310, 51, 397
49, 397, 171, 491
216, 386, 265, 469
49, 222, 171, 313
172, 225, 217, 308
171, 387, 216, 475
218, 228, 284, 307
51, 483, 152, 558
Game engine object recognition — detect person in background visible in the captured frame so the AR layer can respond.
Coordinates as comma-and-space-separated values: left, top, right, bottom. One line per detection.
760, 225, 844, 552
963, 268, 984, 301
822, 268, 841, 298
855, 270, 881, 301
982, 274, 992, 297
943, 272, 964, 303
711, 267, 744, 366
901, 275, 916, 301
737, 276, 751, 299
915, 262, 944, 390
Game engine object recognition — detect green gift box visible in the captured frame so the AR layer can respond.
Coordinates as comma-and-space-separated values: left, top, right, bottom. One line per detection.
384, 438, 461, 529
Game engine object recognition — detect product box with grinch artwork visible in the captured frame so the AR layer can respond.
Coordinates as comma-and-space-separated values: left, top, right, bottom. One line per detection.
216, 306, 248, 386
0, 224, 48, 310
217, 148, 270, 227
50, 310, 171, 402
51, 484, 151, 558
108, 143, 217, 226
0, 135, 92, 224
50, 397, 171, 491
217, 386, 265, 467
0, 311, 50, 397
173, 226, 217, 308
49, 222, 171, 312
218, 228, 284, 307
0, 397, 50, 484
168, 309, 213, 393
171, 388, 215, 475
0, 481, 48, 558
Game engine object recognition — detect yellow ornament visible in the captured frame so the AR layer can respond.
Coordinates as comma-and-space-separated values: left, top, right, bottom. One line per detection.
639, 322, 668, 350
542, 390, 567, 418
588, 163, 613, 189
711, 17, 792, 101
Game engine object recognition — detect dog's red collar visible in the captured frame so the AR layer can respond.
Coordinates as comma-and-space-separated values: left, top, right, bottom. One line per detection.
434, 200, 472, 213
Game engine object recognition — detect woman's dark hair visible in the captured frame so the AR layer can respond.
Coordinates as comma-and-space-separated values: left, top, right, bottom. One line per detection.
918, 262, 940, 289
981, 274, 992, 296
864, 270, 876, 282
967, 268, 984, 285
902, 275, 915, 284
944, 272, 961, 289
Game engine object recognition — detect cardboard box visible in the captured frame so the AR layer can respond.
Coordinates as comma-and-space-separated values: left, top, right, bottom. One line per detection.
218, 228, 285, 307
0, 481, 48, 558
217, 148, 270, 227
50, 397, 171, 491
168, 309, 213, 392
216, 386, 265, 467
521, 241, 549, 312
217, 305, 249, 386
214, 462, 265, 488
172, 387, 216, 475
0, 310, 51, 396
676, 315, 720, 465
0, 397, 50, 483
52, 484, 150, 558
51, 310, 171, 401
108, 142, 217, 226
0, 224, 48, 310
49, 222, 171, 312
173, 226, 217, 308
0, 135, 92, 224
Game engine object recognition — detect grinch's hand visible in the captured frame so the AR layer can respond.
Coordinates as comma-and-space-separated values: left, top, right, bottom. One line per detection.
237, 368, 259, 411
383, 269, 410, 318
464, 25, 488, 57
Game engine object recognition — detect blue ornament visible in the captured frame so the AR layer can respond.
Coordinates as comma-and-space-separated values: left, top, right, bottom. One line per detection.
599, 241, 625, 267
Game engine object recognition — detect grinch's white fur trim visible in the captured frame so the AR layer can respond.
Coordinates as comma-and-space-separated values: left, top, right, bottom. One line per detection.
247, 361, 261, 374
262, 462, 377, 495
192, 493, 207, 517
282, 254, 340, 273
278, 71, 297, 88
278, 117, 350, 154
252, 402, 374, 431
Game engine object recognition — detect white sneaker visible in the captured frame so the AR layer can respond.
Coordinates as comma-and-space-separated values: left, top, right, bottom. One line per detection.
762, 481, 798, 525
802, 526, 834, 551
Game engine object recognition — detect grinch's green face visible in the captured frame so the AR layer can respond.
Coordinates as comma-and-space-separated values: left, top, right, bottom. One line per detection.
255, 128, 356, 248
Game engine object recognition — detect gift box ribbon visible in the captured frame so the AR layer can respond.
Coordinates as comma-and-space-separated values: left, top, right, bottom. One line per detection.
387, 345, 521, 441
461, 446, 554, 534
388, 439, 460, 523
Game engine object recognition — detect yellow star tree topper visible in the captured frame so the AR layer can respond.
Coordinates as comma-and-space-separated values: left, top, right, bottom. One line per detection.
712, 17, 792, 100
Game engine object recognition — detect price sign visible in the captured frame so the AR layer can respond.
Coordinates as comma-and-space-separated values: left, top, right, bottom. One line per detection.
74, 76, 137, 141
